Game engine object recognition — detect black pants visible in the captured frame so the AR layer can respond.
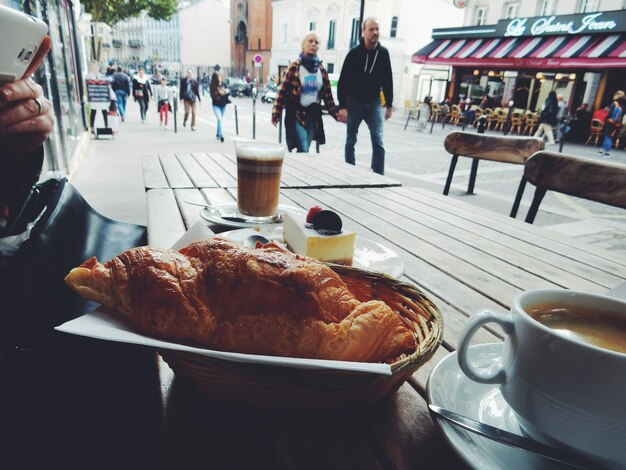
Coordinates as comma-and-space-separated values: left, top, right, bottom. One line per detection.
89, 109, 108, 129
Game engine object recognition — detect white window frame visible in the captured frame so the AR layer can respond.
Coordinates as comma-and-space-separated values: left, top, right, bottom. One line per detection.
504, 2, 519, 19
579, 0, 599, 12
537, 0, 555, 16
474, 6, 487, 26
349, 17, 360, 48
327, 19, 337, 49
280, 22, 288, 45
390, 16, 398, 38
309, 21, 316, 31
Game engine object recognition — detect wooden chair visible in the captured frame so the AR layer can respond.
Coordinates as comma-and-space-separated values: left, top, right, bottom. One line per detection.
585, 118, 604, 146
509, 110, 525, 135
487, 107, 501, 130
523, 112, 538, 135
493, 108, 508, 132
430, 103, 442, 122
523, 151, 626, 223
443, 132, 545, 217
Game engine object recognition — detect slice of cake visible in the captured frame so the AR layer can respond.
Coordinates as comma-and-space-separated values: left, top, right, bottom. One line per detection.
283, 207, 356, 265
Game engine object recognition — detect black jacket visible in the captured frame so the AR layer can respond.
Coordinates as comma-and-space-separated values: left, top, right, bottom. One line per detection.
337, 38, 393, 109
111, 71, 131, 94
179, 78, 201, 103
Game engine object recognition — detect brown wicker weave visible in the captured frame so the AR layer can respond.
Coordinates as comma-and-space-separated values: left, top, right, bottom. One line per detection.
160, 264, 443, 412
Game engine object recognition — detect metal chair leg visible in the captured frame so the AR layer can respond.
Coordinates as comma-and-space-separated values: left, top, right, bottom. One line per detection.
443, 154, 459, 196
466, 158, 479, 194
525, 187, 547, 224
510, 176, 527, 218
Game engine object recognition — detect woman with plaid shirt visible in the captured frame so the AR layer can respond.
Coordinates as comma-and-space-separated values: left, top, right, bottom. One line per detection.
271, 32, 341, 152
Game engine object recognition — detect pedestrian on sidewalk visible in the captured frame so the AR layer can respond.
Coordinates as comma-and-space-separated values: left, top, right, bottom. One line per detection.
111, 66, 131, 122
271, 31, 341, 153
155, 77, 173, 129
337, 17, 393, 175
599, 90, 625, 158
132, 67, 152, 123
534, 91, 558, 145
179, 69, 201, 131
210, 71, 230, 142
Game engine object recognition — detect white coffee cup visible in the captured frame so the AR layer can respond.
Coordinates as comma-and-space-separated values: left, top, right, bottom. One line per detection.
457, 288, 626, 466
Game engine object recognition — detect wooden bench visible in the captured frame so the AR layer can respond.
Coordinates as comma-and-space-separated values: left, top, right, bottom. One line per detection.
443, 132, 545, 217
523, 151, 626, 223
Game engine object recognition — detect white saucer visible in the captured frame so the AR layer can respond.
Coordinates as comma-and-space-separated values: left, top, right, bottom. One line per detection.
220, 227, 405, 279
427, 343, 564, 470
199, 203, 304, 228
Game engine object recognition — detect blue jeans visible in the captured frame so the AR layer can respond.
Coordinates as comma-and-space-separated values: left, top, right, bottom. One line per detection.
345, 97, 385, 174
115, 89, 128, 119
294, 112, 316, 152
212, 105, 226, 137
602, 134, 613, 153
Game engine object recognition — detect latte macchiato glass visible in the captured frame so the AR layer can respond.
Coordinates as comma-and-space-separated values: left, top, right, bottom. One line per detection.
234, 141, 286, 220
457, 289, 626, 466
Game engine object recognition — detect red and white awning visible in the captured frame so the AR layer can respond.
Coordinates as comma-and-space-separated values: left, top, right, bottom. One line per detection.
412, 34, 626, 68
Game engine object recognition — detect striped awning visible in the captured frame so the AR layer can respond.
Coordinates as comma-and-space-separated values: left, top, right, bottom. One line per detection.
412, 34, 626, 69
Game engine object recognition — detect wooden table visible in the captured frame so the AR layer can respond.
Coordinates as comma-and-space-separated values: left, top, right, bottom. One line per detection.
142, 152, 401, 190
146, 183, 625, 469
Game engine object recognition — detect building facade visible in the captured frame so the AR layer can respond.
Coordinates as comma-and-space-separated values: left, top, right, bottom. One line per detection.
179, 0, 230, 76
269, 0, 464, 105
231, 0, 273, 83
111, 11, 181, 76
414, 0, 626, 115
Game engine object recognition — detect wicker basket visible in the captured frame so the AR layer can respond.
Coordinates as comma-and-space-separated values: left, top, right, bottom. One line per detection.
159, 264, 443, 412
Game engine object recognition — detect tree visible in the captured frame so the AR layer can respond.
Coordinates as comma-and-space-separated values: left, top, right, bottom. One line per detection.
82, 0, 177, 26
82, 0, 177, 61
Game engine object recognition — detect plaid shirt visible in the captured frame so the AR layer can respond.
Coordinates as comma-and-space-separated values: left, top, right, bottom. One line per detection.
271, 61, 338, 126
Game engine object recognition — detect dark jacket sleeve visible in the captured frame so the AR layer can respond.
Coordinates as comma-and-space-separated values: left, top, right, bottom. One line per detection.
337, 49, 356, 109
0, 146, 43, 230
179, 79, 185, 100
382, 48, 394, 109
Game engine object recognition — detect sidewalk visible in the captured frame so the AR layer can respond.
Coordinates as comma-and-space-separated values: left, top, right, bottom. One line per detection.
70, 98, 625, 253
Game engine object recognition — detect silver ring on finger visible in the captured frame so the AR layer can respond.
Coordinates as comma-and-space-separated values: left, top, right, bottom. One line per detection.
33, 97, 43, 116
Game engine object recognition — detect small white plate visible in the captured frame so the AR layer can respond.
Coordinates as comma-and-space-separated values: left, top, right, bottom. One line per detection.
427, 343, 563, 470
220, 227, 405, 279
199, 203, 305, 229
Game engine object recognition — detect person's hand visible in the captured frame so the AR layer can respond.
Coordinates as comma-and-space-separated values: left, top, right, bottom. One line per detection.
385, 107, 393, 121
271, 116, 278, 127
337, 108, 347, 123
0, 36, 54, 157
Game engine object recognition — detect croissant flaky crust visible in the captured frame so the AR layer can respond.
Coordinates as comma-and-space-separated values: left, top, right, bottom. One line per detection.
64, 237, 416, 362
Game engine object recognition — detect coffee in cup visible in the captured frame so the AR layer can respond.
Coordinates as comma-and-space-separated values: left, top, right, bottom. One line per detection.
457, 288, 626, 466
234, 141, 286, 220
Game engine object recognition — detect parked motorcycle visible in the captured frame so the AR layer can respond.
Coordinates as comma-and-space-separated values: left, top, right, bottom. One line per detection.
261, 83, 278, 103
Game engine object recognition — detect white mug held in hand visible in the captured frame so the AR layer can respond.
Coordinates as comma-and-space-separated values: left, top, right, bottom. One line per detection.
457, 288, 626, 466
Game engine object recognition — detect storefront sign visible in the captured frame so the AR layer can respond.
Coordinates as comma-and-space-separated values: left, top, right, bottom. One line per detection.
505, 13, 618, 37
86, 79, 110, 103
432, 10, 626, 40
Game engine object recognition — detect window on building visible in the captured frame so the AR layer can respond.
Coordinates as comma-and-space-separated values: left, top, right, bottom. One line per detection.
280, 22, 288, 44
579, 0, 599, 12
504, 2, 519, 19
474, 6, 487, 25
327, 63, 334, 73
349, 18, 360, 48
537, 0, 555, 16
390, 16, 398, 38
327, 19, 336, 49
309, 21, 316, 31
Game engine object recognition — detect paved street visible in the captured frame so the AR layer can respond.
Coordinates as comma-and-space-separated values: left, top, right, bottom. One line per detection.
72, 93, 626, 253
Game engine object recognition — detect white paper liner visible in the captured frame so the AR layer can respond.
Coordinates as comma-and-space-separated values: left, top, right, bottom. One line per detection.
55, 221, 392, 375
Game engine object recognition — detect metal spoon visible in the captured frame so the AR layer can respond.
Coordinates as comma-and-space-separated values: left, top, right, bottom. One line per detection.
244, 233, 271, 248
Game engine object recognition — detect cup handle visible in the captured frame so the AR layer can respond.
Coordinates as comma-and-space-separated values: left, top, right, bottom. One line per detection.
457, 309, 515, 384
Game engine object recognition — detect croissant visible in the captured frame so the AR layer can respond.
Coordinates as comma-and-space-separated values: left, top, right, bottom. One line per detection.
64, 237, 416, 362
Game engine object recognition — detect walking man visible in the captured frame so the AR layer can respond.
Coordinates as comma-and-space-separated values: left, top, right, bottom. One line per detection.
337, 17, 393, 175
111, 66, 131, 122
179, 69, 201, 131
